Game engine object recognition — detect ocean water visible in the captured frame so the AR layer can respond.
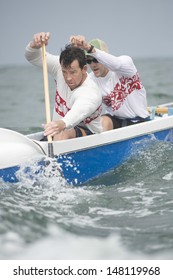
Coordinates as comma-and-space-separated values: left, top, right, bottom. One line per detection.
0, 58, 173, 260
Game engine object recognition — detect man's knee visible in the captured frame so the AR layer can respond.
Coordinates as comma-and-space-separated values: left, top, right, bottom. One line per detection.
101, 115, 113, 131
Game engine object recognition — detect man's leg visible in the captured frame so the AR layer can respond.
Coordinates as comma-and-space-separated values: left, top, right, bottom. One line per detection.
53, 128, 76, 140
101, 115, 122, 131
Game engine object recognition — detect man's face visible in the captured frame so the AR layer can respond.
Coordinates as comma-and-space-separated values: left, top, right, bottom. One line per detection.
86, 56, 108, 78
61, 59, 87, 90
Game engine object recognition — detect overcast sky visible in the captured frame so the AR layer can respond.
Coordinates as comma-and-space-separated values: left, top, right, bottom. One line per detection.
0, 0, 173, 65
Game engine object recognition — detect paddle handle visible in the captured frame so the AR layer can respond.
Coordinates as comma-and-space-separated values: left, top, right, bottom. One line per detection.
147, 107, 169, 114
42, 43, 52, 143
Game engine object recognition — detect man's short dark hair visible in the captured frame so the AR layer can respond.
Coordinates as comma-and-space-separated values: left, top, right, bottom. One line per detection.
59, 45, 86, 69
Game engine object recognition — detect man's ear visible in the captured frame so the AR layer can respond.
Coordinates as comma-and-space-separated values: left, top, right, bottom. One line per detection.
83, 64, 88, 72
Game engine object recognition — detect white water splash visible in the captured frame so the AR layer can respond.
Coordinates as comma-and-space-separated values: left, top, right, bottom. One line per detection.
162, 172, 173, 181
7, 225, 173, 260
16, 156, 67, 187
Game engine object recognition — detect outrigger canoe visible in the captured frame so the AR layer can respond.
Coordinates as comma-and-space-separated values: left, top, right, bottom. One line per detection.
1, 103, 173, 186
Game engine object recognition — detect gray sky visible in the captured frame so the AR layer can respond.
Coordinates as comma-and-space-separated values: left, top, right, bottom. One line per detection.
0, 0, 173, 65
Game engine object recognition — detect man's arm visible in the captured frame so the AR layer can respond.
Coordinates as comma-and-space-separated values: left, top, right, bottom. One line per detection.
70, 35, 136, 75
25, 31, 60, 79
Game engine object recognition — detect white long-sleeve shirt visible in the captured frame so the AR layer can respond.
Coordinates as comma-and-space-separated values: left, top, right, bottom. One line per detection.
89, 49, 149, 120
25, 45, 102, 133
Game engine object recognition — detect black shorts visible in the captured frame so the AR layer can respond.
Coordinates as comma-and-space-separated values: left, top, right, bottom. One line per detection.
103, 114, 150, 129
74, 125, 93, 137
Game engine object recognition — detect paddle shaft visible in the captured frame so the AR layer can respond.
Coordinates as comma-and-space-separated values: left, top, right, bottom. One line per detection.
147, 107, 169, 114
42, 43, 54, 157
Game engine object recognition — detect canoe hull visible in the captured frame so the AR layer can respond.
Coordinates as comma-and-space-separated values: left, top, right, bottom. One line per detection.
50, 127, 173, 185
0, 125, 173, 185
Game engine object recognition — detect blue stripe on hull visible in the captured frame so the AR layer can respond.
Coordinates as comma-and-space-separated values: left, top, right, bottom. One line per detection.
0, 128, 173, 185
58, 129, 173, 185
0, 165, 20, 183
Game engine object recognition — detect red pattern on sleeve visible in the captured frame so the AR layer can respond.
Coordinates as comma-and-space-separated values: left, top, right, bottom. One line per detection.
55, 90, 70, 117
103, 72, 143, 111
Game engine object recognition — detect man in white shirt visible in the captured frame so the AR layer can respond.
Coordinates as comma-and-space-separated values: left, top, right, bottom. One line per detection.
25, 32, 102, 140
70, 35, 149, 131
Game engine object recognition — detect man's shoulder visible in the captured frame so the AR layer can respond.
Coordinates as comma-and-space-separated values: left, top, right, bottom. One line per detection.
75, 76, 101, 99
84, 74, 99, 88
119, 55, 134, 64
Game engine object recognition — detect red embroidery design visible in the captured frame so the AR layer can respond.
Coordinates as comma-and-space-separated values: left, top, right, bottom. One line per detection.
55, 90, 70, 117
55, 90, 101, 124
103, 72, 143, 111
83, 105, 102, 124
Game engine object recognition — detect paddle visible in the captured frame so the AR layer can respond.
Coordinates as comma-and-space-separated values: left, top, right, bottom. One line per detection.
41, 42, 54, 158
147, 107, 173, 115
